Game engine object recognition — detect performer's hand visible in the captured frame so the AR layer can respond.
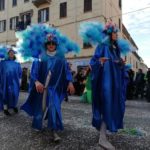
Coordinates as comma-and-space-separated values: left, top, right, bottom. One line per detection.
122, 59, 126, 65
99, 57, 109, 64
35, 81, 44, 93
67, 82, 75, 95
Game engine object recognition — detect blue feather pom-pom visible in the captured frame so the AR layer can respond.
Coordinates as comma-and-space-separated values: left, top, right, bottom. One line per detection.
79, 21, 104, 45
117, 39, 134, 56
0, 45, 9, 58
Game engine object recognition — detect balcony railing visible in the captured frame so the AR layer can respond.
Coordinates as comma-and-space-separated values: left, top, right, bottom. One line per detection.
32, 0, 51, 7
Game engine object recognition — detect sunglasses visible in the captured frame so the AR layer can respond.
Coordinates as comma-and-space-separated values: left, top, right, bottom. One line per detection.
47, 41, 57, 46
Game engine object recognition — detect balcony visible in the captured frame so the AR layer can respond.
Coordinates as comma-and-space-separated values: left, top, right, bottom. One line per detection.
32, 0, 51, 7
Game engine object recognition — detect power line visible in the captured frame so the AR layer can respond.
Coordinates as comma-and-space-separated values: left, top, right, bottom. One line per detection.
107, 6, 150, 20
106, 5, 150, 32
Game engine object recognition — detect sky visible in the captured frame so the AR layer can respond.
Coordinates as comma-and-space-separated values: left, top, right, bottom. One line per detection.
122, 0, 150, 67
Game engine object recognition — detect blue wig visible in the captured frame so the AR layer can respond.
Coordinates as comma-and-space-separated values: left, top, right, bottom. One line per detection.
16, 24, 80, 60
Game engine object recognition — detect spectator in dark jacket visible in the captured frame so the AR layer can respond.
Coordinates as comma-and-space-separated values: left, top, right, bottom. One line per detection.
127, 69, 135, 99
74, 69, 87, 96
146, 68, 150, 84
135, 69, 145, 98
146, 68, 150, 102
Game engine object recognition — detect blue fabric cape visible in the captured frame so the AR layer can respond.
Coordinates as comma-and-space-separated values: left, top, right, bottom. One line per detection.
0, 59, 22, 110
21, 53, 72, 130
90, 43, 128, 132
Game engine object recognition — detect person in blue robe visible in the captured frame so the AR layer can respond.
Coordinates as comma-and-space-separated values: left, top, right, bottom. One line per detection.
21, 34, 75, 142
89, 26, 128, 150
79, 20, 133, 149
0, 49, 22, 116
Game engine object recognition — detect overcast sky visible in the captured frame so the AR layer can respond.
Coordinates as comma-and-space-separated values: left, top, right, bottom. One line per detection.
122, 0, 150, 67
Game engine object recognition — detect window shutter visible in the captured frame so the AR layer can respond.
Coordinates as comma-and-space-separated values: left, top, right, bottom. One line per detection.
60, 2, 67, 18
46, 8, 49, 22
16, 16, 19, 29
60, 3, 63, 18
4, 20, 6, 31
84, 0, 92, 12
38, 10, 41, 23
10, 18, 12, 30
16, 16, 19, 24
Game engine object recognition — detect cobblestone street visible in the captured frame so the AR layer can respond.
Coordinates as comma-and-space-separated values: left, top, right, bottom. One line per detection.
0, 92, 150, 150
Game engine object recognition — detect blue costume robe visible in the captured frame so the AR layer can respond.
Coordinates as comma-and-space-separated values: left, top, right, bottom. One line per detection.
90, 43, 127, 132
21, 53, 72, 130
0, 59, 22, 110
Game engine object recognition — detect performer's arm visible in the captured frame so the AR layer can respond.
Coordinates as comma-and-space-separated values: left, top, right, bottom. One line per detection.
31, 60, 44, 93
30, 60, 40, 83
90, 45, 108, 69
90, 45, 101, 67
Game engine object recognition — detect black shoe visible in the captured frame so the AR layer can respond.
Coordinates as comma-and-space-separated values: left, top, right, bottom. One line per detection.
4, 110, 11, 116
13, 107, 18, 113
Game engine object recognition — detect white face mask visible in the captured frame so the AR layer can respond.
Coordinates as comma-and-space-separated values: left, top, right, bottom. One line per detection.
46, 50, 56, 56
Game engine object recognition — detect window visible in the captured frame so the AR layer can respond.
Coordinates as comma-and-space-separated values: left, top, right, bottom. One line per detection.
136, 62, 138, 69
38, 8, 49, 23
130, 57, 131, 64
16, 18, 24, 31
0, 20, 6, 32
21, 13, 31, 28
60, 2, 67, 18
0, 0, 5, 11
84, 0, 92, 13
83, 42, 92, 49
10, 16, 19, 30
119, 0, 122, 9
134, 61, 136, 68
16, 12, 32, 31
12, 0, 17, 6
119, 18, 121, 29
24, 0, 29, 2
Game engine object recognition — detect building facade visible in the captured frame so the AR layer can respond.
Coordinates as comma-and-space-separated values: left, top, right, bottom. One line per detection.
0, 0, 122, 68
0, 0, 147, 72
122, 24, 148, 74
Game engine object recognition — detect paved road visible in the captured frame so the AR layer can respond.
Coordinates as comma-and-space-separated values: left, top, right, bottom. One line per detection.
0, 92, 150, 150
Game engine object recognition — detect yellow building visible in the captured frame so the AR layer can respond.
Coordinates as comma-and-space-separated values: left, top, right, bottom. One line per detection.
0, 0, 147, 72
0, 0, 122, 68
